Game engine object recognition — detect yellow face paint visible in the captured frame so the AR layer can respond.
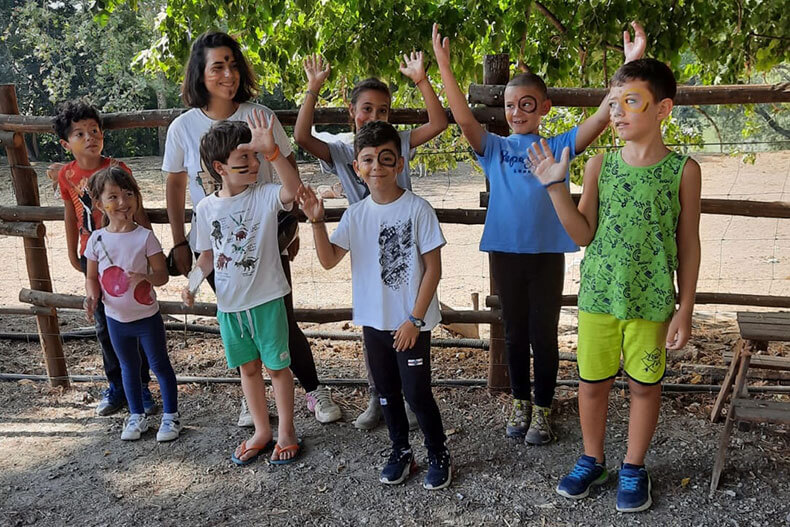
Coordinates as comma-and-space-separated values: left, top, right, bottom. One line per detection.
610, 86, 651, 114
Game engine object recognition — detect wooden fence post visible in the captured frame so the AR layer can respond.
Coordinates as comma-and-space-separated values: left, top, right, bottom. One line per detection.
483, 55, 510, 392
0, 84, 69, 388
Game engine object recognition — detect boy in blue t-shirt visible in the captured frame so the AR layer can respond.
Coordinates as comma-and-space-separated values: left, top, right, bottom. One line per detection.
431, 21, 645, 444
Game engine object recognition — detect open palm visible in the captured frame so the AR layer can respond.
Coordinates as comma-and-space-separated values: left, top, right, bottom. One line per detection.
623, 21, 647, 63
399, 51, 426, 82
527, 139, 570, 187
297, 184, 325, 221
304, 54, 330, 90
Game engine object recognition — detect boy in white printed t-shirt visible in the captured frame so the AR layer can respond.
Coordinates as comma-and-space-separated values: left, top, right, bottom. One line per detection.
182, 111, 302, 465
298, 121, 452, 490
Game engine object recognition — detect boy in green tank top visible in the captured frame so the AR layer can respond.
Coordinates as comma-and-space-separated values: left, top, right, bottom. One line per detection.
528, 58, 701, 512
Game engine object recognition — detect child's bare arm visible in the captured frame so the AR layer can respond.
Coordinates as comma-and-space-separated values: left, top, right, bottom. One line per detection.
432, 23, 486, 155
129, 251, 169, 288
400, 51, 449, 147
297, 184, 347, 269
575, 21, 647, 154
666, 158, 701, 350
166, 170, 192, 275
528, 140, 600, 246
293, 55, 332, 163
63, 200, 82, 272
181, 249, 213, 307
393, 246, 441, 351
84, 259, 101, 321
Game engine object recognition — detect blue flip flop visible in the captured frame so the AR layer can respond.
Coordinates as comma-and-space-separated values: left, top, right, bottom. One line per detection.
231, 438, 276, 466
270, 437, 304, 465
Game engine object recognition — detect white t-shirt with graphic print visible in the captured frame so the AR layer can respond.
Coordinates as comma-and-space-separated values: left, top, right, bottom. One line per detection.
194, 183, 291, 313
330, 189, 445, 331
162, 102, 293, 249
84, 226, 163, 323
319, 130, 412, 204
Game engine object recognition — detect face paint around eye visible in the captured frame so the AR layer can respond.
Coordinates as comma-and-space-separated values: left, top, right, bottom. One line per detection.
518, 95, 538, 113
377, 149, 398, 167
618, 87, 650, 113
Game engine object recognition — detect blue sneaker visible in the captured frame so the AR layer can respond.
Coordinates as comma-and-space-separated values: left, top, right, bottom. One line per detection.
556, 455, 609, 499
380, 447, 416, 485
423, 448, 452, 490
142, 385, 159, 416
616, 463, 652, 512
96, 385, 125, 416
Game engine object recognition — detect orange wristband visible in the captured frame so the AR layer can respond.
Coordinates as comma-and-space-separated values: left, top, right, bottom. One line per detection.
264, 145, 280, 162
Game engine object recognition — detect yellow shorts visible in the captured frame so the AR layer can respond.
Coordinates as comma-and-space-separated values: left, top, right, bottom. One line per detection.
577, 311, 669, 385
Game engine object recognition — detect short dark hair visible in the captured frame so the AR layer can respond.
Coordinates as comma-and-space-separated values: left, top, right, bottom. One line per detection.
181, 32, 258, 108
199, 120, 252, 184
611, 58, 677, 102
354, 121, 401, 158
350, 77, 391, 106
53, 101, 102, 141
506, 73, 548, 99
87, 165, 143, 227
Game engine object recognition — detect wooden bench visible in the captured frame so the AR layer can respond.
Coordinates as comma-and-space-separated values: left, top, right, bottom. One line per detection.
709, 312, 790, 496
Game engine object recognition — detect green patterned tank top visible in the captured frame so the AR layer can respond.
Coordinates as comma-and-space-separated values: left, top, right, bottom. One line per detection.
578, 150, 687, 322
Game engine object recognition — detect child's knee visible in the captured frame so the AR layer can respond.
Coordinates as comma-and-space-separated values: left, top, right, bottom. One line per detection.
239, 359, 262, 377
266, 365, 292, 380
628, 379, 661, 399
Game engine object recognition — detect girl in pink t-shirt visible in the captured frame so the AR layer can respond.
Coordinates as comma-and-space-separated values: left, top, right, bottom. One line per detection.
84, 166, 181, 442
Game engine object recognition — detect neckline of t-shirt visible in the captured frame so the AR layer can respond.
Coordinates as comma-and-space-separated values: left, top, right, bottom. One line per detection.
196, 103, 249, 123
212, 185, 254, 201
617, 149, 675, 170
368, 188, 409, 208
100, 224, 143, 235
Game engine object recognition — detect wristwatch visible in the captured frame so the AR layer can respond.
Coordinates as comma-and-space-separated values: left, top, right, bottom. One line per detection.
408, 314, 426, 328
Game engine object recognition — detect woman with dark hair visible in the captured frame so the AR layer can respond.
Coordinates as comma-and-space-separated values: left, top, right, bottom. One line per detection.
162, 31, 341, 426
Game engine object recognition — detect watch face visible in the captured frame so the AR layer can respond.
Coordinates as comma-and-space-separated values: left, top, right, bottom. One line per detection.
410, 315, 425, 327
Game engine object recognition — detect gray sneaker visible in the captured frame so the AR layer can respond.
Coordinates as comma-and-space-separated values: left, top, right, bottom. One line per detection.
506, 398, 531, 438
121, 413, 149, 441
237, 397, 254, 428
354, 395, 382, 430
525, 404, 554, 445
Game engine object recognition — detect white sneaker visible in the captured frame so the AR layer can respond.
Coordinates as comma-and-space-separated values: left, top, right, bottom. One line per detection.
156, 412, 182, 442
305, 385, 341, 423
121, 413, 149, 441
237, 397, 254, 428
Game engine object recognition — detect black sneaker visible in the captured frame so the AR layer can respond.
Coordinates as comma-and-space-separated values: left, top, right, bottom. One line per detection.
380, 447, 415, 485
423, 448, 452, 490
96, 385, 125, 416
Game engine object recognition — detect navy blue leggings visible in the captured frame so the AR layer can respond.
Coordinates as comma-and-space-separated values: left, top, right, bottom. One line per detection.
106, 312, 178, 414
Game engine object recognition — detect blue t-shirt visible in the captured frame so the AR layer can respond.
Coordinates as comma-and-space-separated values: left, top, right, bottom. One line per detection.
476, 128, 580, 254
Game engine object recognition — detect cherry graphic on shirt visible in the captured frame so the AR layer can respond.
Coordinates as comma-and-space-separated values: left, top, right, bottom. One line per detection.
96, 235, 129, 297
133, 280, 155, 305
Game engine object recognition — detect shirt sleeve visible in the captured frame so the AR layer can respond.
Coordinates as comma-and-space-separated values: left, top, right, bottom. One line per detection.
57, 165, 71, 204
322, 140, 354, 175
548, 126, 579, 160
259, 183, 292, 213
161, 119, 186, 173
116, 161, 133, 176
474, 131, 501, 180
415, 200, 446, 255
329, 209, 351, 251
144, 230, 164, 257
84, 232, 98, 261
193, 201, 212, 253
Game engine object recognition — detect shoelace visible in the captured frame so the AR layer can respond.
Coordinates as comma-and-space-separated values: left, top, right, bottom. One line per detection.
570, 462, 594, 480
509, 401, 528, 425
533, 408, 548, 429
160, 417, 179, 431
386, 448, 411, 465
312, 388, 333, 407
619, 472, 641, 492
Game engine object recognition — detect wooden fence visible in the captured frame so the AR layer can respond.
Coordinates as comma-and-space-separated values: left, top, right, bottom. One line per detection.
1, 62, 789, 389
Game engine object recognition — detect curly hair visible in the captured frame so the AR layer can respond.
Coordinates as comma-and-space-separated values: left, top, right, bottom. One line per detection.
52, 101, 102, 141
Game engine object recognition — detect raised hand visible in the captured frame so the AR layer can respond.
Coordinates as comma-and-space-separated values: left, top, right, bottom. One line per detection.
296, 184, 325, 222
431, 23, 451, 68
237, 109, 276, 158
526, 139, 570, 187
623, 21, 646, 63
303, 54, 330, 92
399, 51, 427, 84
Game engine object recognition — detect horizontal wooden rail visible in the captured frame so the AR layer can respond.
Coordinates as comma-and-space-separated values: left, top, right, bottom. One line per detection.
468, 83, 790, 107
486, 292, 790, 309
0, 107, 505, 133
478, 193, 790, 218
0, 219, 45, 238
19, 289, 501, 324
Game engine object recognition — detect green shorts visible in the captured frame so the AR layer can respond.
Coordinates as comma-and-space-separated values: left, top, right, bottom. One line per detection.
577, 311, 669, 385
217, 298, 290, 370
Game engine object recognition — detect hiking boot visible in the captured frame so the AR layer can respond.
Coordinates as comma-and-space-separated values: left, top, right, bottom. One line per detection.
406, 401, 419, 431
525, 404, 554, 445
237, 397, 254, 428
96, 385, 125, 416
120, 413, 149, 441
424, 448, 453, 490
354, 395, 382, 430
142, 385, 158, 416
616, 463, 652, 513
380, 447, 416, 485
156, 412, 182, 442
556, 455, 609, 499
506, 398, 530, 438
306, 385, 342, 423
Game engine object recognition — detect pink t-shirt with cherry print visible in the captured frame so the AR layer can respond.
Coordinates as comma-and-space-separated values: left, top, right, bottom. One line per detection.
84, 225, 163, 323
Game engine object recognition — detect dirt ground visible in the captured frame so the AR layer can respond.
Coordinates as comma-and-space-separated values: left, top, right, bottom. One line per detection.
0, 152, 789, 525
